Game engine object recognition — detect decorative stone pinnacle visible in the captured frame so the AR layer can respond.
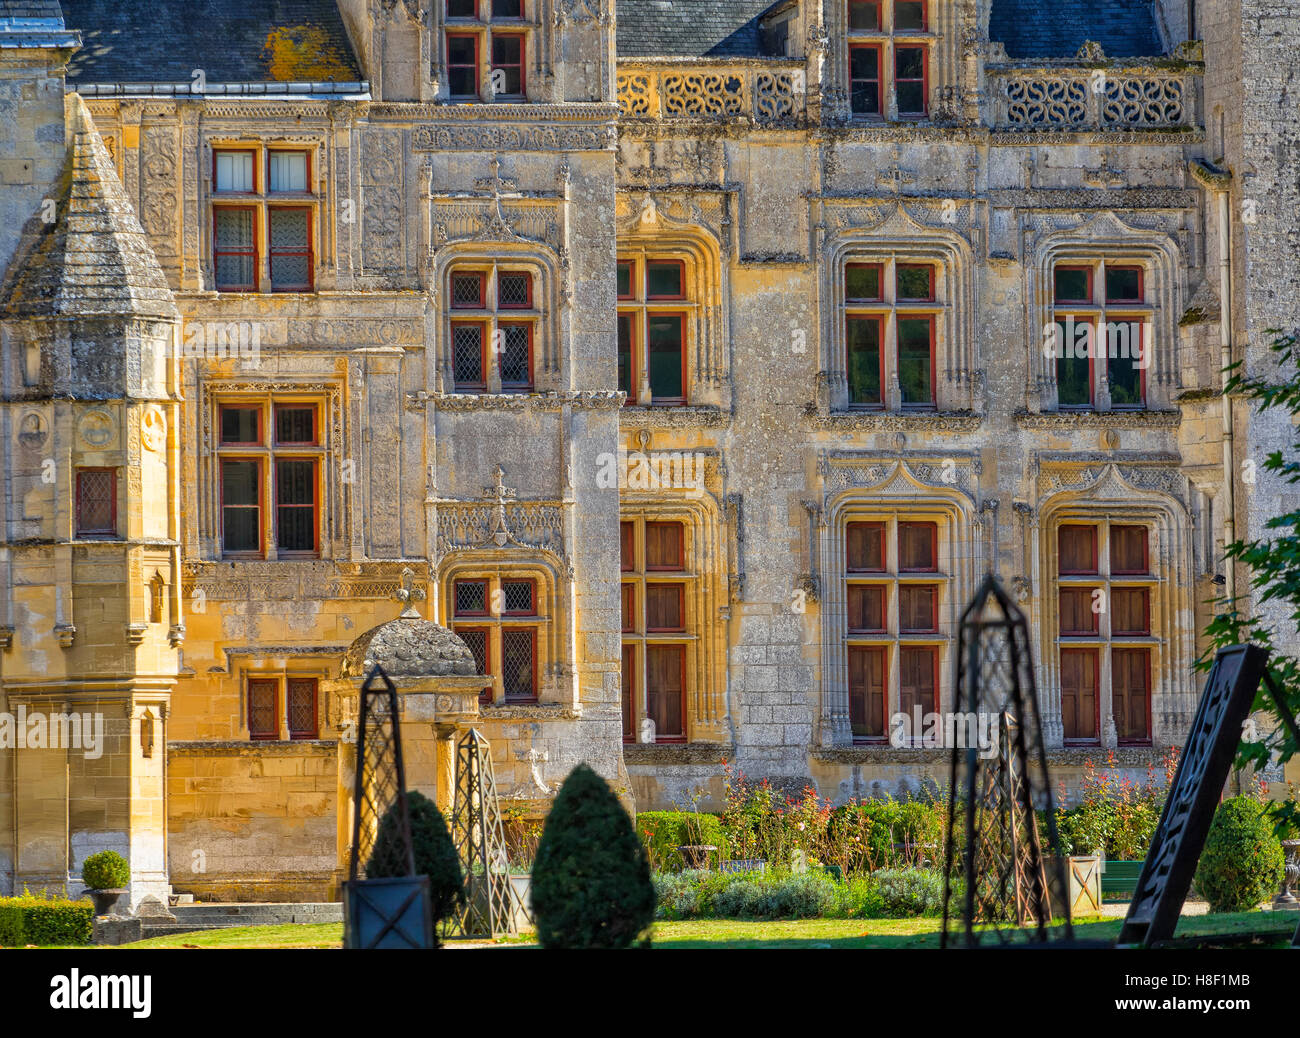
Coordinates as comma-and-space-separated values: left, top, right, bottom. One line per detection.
392, 566, 427, 618
483, 465, 517, 546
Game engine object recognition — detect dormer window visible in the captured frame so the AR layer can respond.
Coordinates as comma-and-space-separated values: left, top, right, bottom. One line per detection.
443, 0, 529, 101
847, 0, 931, 119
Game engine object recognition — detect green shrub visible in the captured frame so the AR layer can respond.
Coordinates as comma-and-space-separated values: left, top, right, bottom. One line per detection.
81, 850, 129, 890
367, 791, 464, 945
1194, 796, 1286, 913
637, 811, 729, 871
873, 868, 946, 917
826, 798, 946, 873
532, 764, 655, 948
756, 872, 839, 919
835, 875, 886, 919
0, 890, 94, 946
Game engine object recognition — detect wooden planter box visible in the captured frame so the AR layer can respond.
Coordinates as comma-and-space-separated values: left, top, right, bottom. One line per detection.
1046, 855, 1102, 916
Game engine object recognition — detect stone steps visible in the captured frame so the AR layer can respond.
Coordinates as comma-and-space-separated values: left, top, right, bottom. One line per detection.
139, 902, 342, 939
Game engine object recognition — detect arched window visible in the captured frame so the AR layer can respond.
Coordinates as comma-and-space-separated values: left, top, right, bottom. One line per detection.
617, 254, 692, 405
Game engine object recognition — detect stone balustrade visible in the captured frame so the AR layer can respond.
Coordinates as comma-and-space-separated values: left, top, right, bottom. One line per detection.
989, 65, 1199, 132
616, 60, 806, 124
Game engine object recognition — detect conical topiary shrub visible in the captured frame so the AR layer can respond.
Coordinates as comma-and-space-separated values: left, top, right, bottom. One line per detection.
531, 763, 654, 948
367, 791, 465, 946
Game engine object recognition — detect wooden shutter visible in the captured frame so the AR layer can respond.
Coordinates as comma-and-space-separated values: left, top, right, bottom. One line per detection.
1111, 587, 1149, 635
1110, 525, 1148, 574
646, 583, 684, 631
848, 645, 886, 739
899, 522, 937, 571
847, 522, 885, 572
621, 645, 636, 743
899, 646, 937, 717
1058, 525, 1097, 574
247, 679, 278, 740
847, 584, 885, 632
1113, 648, 1150, 742
646, 645, 685, 740
899, 584, 938, 633
620, 521, 635, 571
287, 678, 317, 739
1059, 587, 1098, 635
645, 521, 683, 570
1060, 648, 1098, 742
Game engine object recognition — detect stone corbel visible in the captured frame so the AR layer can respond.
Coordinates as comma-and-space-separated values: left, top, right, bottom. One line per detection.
126, 623, 148, 647
0, 626, 12, 650
55, 624, 76, 649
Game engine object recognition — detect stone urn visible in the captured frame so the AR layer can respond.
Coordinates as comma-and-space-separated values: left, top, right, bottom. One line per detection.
1275, 839, 1300, 910
88, 888, 127, 917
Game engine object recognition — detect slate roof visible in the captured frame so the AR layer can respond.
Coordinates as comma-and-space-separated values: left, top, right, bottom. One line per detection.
988, 0, 1162, 59
1, 94, 177, 320
59, 0, 361, 84
0, 1, 64, 18
616, 0, 785, 58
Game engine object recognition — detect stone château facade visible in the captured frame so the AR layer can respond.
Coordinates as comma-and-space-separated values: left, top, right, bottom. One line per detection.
0, 0, 1296, 904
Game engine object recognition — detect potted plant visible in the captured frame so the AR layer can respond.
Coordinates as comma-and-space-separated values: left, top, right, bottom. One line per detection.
81, 850, 130, 917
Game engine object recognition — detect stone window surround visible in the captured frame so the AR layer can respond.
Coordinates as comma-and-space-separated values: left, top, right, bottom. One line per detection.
619, 497, 731, 743
1035, 504, 1183, 751
616, 231, 727, 410
202, 136, 325, 295
822, 235, 974, 413
195, 380, 345, 562
438, 0, 538, 103
437, 558, 560, 706
432, 247, 560, 394
445, 261, 541, 392
1029, 224, 1183, 415
231, 659, 330, 742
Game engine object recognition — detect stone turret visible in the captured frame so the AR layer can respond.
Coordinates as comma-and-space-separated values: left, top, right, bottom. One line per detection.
0, 83, 182, 907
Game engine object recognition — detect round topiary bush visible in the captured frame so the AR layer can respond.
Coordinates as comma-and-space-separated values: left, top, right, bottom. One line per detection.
368, 791, 465, 944
1194, 796, 1285, 914
532, 763, 655, 948
81, 851, 129, 891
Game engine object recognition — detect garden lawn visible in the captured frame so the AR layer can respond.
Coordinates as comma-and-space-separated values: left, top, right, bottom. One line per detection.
104, 909, 1296, 949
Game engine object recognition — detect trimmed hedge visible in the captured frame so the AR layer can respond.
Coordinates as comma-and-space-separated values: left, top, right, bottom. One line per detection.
0, 892, 94, 947
1194, 796, 1286, 913
81, 850, 129, 891
637, 811, 730, 869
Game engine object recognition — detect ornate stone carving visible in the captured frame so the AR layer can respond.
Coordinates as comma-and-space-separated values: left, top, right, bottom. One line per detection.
360, 130, 404, 271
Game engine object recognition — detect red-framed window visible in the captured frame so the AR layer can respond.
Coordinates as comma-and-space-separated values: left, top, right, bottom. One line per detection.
1054, 265, 1094, 305
497, 270, 533, 309
894, 45, 928, 116
847, 521, 886, 572
645, 521, 685, 571
621, 644, 637, 743
446, 32, 480, 97
896, 263, 935, 301
275, 459, 317, 554
274, 404, 317, 446
214, 150, 256, 194
267, 150, 310, 194
847, 584, 887, 633
220, 458, 263, 555
454, 578, 490, 617
620, 520, 635, 571
75, 468, 117, 537
1105, 315, 1148, 410
248, 679, 278, 740
501, 626, 537, 702
1058, 524, 1098, 574
220, 405, 261, 446
845, 262, 883, 302
897, 313, 934, 408
898, 521, 938, 572
492, 0, 523, 17
451, 321, 488, 390
899, 645, 937, 717
849, 42, 882, 115
1110, 524, 1149, 574
1053, 315, 1096, 409
268, 206, 312, 292
213, 206, 257, 291
447, 0, 477, 17
1113, 647, 1151, 744
645, 644, 686, 742
645, 259, 686, 300
846, 314, 884, 407
1060, 647, 1099, 743
621, 583, 636, 633
848, 0, 882, 30
617, 312, 637, 402
645, 583, 686, 633
646, 313, 686, 403
895, 0, 927, 30
287, 678, 319, 739
451, 270, 487, 309
498, 321, 534, 391
898, 584, 938, 633
848, 645, 887, 740
501, 578, 536, 615
490, 32, 525, 97
457, 626, 493, 703
1105, 265, 1144, 304
617, 259, 635, 300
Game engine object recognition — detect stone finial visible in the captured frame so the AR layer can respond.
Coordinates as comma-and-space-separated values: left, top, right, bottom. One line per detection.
392, 566, 427, 618
483, 465, 517, 547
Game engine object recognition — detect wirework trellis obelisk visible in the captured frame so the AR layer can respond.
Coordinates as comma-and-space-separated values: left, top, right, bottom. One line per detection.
447, 728, 523, 939
941, 575, 1072, 947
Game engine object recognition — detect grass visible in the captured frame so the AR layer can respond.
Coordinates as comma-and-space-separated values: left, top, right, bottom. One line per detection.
99, 909, 1296, 949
